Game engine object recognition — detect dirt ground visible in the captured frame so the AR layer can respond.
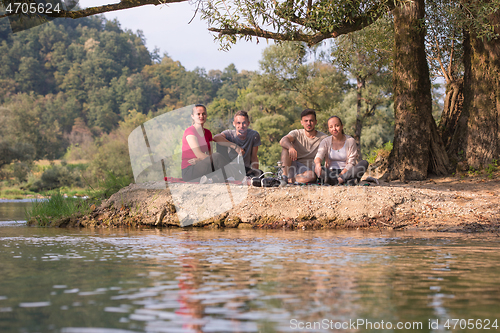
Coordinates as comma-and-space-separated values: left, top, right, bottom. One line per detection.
71, 172, 500, 233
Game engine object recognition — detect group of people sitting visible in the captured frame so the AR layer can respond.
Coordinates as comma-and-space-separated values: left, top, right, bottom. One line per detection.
181, 104, 368, 186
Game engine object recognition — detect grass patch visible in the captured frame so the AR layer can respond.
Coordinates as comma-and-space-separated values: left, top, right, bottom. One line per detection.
24, 171, 132, 227
43, 186, 89, 198
26, 192, 92, 227
0, 187, 39, 199
60, 188, 89, 197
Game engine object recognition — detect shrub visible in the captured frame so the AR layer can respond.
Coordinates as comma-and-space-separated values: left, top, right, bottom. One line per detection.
28, 164, 84, 192
486, 159, 498, 179
87, 171, 132, 200
367, 141, 393, 164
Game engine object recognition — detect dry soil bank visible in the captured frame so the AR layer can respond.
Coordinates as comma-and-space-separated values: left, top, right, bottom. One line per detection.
65, 175, 500, 233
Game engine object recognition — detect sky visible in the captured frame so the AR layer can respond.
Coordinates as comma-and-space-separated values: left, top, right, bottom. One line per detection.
79, 0, 270, 72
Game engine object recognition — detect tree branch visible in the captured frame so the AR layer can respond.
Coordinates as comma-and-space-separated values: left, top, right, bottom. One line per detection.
209, 25, 336, 46
0, 0, 187, 20
363, 101, 380, 118
434, 35, 450, 84
210, 1, 399, 46
448, 36, 455, 80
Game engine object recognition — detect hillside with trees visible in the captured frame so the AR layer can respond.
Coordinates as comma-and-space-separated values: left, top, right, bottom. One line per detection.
0, 13, 396, 196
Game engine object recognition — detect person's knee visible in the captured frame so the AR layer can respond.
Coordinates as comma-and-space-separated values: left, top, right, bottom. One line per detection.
306, 170, 317, 180
359, 160, 369, 169
211, 152, 223, 163
212, 152, 230, 168
355, 160, 369, 179
216, 143, 230, 158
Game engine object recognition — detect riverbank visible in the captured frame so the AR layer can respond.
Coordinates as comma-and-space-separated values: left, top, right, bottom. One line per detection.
46, 173, 500, 233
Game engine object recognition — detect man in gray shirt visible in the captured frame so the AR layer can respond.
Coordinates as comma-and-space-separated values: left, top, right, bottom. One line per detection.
280, 109, 327, 183
214, 110, 263, 178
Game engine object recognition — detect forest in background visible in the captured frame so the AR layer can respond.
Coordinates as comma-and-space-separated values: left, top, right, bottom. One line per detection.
0, 14, 426, 196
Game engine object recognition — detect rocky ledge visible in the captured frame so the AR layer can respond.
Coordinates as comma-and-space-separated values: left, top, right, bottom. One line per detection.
58, 175, 500, 233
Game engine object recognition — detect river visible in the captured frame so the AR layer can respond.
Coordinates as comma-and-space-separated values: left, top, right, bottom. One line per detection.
1, 200, 500, 332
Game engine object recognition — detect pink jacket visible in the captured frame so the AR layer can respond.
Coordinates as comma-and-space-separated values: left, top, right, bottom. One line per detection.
315, 135, 358, 170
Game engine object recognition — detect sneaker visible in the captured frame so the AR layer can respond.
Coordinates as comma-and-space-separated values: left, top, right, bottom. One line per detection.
210, 174, 223, 183
346, 178, 358, 186
364, 176, 379, 185
324, 176, 338, 186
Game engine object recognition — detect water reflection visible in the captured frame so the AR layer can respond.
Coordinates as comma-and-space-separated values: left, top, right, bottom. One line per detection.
1, 228, 500, 332
0, 199, 36, 222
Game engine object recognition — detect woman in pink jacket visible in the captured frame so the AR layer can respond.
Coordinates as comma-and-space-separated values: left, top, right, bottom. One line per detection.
314, 116, 369, 185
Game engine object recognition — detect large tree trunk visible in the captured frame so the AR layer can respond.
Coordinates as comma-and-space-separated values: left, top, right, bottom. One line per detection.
428, 113, 452, 176
440, 31, 471, 165
387, 0, 450, 181
439, 78, 464, 150
464, 11, 500, 169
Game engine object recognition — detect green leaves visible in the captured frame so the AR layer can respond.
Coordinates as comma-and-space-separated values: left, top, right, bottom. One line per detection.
459, 0, 500, 40
204, 0, 402, 47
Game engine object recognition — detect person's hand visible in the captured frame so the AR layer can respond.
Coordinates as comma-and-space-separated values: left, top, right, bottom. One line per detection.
235, 146, 245, 156
188, 154, 208, 164
188, 158, 200, 165
288, 147, 298, 161
337, 169, 347, 184
315, 164, 322, 178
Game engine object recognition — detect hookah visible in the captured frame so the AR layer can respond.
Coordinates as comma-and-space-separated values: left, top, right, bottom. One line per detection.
251, 161, 288, 187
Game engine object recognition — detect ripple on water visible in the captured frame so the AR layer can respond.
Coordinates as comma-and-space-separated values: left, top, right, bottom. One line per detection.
0, 221, 26, 226
19, 302, 51, 307
1, 230, 500, 333
61, 329, 140, 333
104, 307, 131, 314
